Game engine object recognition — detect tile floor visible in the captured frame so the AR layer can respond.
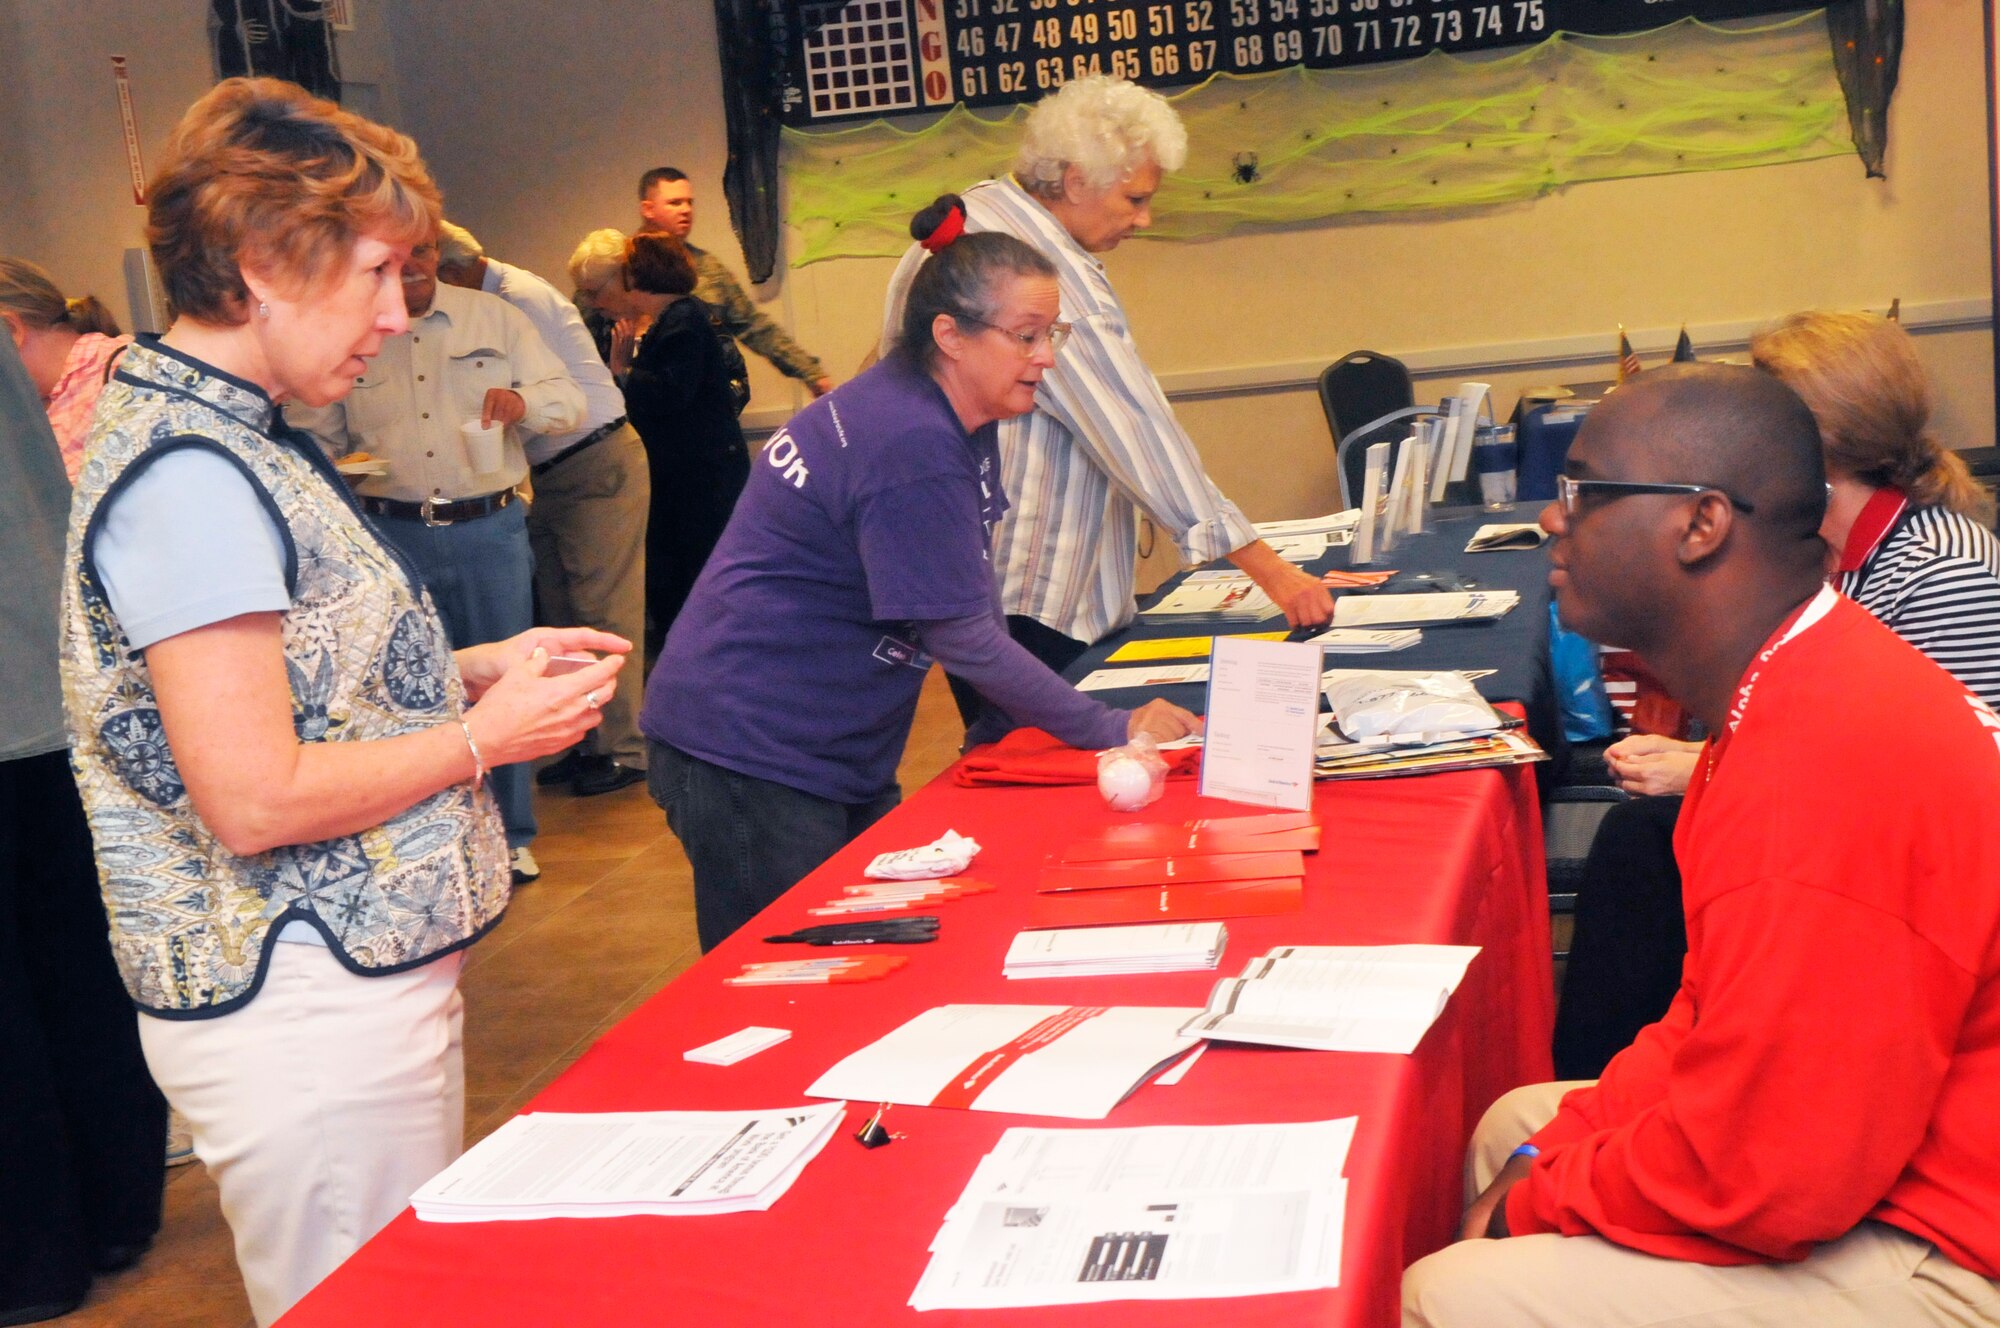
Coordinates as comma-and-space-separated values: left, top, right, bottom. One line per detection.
53, 669, 969, 1328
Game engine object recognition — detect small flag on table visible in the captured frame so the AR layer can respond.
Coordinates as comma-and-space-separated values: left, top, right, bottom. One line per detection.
1672, 326, 1696, 363
1617, 326, 1642, 383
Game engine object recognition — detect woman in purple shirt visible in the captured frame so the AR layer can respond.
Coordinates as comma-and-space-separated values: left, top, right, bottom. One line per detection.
642, 196, 1201, 950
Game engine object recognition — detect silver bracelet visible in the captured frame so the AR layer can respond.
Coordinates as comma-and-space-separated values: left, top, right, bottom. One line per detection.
457, 717, 486, 790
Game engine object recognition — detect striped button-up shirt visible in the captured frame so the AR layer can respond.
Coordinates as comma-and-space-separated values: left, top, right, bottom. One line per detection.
883, 176, 1258, 645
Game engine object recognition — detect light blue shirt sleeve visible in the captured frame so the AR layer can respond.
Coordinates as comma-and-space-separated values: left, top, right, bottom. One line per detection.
92, 446, 291, 651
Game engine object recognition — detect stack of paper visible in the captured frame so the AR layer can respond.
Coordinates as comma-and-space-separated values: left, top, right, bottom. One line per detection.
911, 1118, 1354, 1310
1105, 631, 1288, 663
1315, 726, 1546, 780
1004, 922, 1229, 979
1331, 590, 1520, 628
1263, 531, 1333, 562
1140, 573, 1278, 625
1310, 627, 1421, 654
1182, 944, 1481, 1053
410, 1103, 846, 1223
1255, 511, 1360, 539
807, 1004, 1204, 1119
1075, 662, 1209, 693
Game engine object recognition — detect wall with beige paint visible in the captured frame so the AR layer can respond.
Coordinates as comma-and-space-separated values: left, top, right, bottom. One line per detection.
2, 0, 1990, 565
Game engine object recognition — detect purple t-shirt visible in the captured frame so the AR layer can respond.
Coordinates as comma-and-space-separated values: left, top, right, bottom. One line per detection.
641, 354, 1007, 803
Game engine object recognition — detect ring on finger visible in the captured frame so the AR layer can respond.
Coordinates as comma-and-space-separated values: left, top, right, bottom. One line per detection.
584, 690, 602, 710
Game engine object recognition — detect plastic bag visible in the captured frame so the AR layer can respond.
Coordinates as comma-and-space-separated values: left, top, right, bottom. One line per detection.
1097, 735, 1168, 811
1322, 670, 1501, 742
1548, 603, 1614, 743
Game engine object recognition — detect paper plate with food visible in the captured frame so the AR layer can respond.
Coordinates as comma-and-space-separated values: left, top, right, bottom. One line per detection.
334, 451, 390, 476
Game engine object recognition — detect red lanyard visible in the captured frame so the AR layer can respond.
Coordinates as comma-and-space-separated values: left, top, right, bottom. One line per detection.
1836, 487, 1907, 575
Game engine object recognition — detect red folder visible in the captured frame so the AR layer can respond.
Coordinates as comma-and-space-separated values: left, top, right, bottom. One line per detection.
1027, 877, 1304, 928
1061, 823, 1321, 862
1188, 812, 1320, 834
1037, 850, 1305, 894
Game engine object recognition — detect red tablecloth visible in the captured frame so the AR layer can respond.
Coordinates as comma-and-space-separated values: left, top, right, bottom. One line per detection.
279, 763, 1552, 1328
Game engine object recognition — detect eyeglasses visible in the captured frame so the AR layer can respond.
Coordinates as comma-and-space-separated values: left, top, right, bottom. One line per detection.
957, 316, 1072, 357
1556, 474, 1757, 516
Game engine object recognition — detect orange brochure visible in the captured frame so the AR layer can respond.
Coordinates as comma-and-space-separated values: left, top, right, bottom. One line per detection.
1027, 877, 1304, 928
1037, 850, 1305, 893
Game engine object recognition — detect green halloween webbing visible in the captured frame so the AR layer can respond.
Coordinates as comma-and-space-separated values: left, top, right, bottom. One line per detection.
781, 13, 1849, 267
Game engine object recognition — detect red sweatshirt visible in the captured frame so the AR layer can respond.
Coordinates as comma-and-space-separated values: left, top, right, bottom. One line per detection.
1508, 590, 2000, 1275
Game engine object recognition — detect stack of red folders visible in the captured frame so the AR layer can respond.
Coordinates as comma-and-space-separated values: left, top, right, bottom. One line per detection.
1029, 812, 1318, 929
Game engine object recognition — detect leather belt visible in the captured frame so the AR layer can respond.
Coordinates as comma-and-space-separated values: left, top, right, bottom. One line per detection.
361, 489, 516, 528
531, 416, 629, 479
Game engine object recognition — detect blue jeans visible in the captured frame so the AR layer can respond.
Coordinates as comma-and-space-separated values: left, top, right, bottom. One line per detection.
647, 743, 899, 952
372, 502, 536, 848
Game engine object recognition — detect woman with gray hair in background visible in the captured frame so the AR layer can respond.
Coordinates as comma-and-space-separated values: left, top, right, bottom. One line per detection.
880, 76, 1332, 737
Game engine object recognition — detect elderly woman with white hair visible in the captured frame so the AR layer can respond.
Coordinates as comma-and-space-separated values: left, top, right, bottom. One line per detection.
881, 75, 1332, 733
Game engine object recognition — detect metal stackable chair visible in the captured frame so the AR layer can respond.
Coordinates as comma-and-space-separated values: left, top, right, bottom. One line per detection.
1318, 351, 1414, 452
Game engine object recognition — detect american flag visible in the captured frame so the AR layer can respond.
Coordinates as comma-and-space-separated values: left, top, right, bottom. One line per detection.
1617, 327, 1642, 383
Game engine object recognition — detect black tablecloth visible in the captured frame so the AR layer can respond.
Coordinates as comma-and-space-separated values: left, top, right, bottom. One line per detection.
1064, 503, 1560, 753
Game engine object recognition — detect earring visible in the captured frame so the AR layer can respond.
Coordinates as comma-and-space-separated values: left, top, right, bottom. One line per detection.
257, 301, 270, 320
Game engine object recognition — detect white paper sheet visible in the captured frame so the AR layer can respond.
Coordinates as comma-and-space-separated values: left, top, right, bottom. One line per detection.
1198, 637, 1320, 811
1075, 663, 1210, 693
911, 1118, 1354, 1310
1182, 945, 1480, 1054
806, 1005, 1204, 1120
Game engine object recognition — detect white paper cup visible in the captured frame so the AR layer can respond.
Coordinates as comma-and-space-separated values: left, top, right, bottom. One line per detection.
460, 419, 504, 473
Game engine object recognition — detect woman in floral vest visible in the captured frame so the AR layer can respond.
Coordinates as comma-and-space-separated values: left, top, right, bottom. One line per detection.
58, 78, 628, 1327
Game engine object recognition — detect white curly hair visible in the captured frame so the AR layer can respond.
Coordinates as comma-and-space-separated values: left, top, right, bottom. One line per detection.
567, 227, 629, 290
1015, 75, 1188, 199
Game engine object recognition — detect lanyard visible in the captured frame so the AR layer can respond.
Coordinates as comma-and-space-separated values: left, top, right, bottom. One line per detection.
1702, 585, 1840, 786
1835, 487, 1907, 575
1725, 585, 1839, 738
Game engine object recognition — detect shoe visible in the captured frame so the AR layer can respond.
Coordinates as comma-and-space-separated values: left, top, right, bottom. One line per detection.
165, 1109, 195, 1167
535, 748, 588, 787
510, 846, 541, 885
0, 1297, 85, 1327
572, 756, 646, 797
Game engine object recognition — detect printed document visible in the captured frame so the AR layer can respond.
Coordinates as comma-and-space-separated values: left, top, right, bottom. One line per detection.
410, 1102, 846, 1222
806, 1004, 1204, 1119
910, 1118, 1354, 1309
1183, 944, 1480, 1054
1198, 636, 1320, 811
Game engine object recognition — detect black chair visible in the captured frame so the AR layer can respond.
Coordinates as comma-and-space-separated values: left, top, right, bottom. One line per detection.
1542, 781, 1628, 962
1318, 351, 1415, 450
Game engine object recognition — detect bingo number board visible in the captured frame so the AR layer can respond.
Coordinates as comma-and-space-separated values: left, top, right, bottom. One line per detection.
773, 0, 1807, 126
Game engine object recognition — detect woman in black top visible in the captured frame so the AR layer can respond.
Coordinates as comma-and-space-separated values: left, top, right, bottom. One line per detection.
596, 233, 749, 650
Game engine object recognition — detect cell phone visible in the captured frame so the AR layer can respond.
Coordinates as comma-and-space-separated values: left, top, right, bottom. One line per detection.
547, 654, 598, 676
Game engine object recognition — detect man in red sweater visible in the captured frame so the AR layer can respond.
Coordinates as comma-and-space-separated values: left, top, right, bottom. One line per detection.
1403, 364, 2000, 1326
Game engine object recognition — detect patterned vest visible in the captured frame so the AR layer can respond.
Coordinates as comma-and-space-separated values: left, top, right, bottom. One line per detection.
60, 339, 510, 1017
